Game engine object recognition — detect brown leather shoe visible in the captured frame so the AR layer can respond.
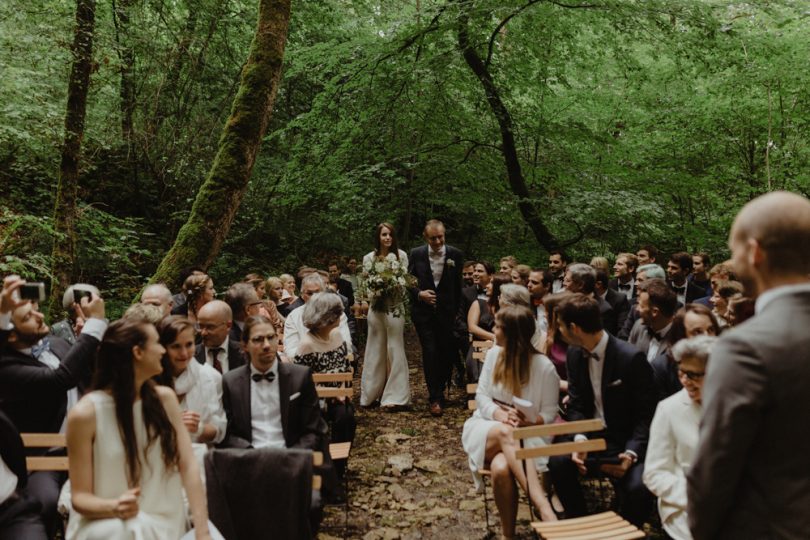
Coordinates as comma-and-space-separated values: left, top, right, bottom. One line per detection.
429, 402, 443, 417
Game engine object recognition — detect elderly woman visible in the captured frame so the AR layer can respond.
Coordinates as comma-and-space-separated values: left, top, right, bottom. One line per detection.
643, 335, 717, 540
293, 292, 356, 478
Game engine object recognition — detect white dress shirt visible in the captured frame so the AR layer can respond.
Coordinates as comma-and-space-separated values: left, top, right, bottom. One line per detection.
204, 336, 231, 373
174, 360, 227, 444
250, 362, 285, 449
647, 322, 672, 363
0, 456, 17, 505
616, 278, 635, 300
283, 302, 352, 359
428, 245, 446, 287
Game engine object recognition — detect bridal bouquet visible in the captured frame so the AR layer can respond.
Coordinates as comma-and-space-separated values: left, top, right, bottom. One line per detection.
358, 253, 417, 317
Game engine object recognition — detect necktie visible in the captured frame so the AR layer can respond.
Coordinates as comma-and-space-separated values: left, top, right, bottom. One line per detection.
252, 371, 276, 383
209, 348, 224, 374
32, 337, 51, 360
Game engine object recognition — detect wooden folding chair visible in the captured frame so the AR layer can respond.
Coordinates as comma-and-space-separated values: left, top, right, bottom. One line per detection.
512, 420, 644, 539
470, 339, 494, 365
21, 433, 69, 471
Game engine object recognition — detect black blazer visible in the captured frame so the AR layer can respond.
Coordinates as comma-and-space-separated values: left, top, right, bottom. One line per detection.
566, 335, 656, 459
0, 410, 27, 489
335, 279, 355, 308
598, 297, 618, 336
604, 288, 630, 333
673, 281, 706, 304
0, 334, 97, 437
609, 277, 637, 299
220, 362, 328, 452
194, 340, 246, 372
454, 285, 480, 338
228, 324, 243, 345
408, 244, 465, 325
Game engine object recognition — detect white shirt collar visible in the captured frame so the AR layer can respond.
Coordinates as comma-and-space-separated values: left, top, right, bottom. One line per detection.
250, 359, 278, 378
589, 331, 610, 361
755, 282, 810, 314
429, 245, 446, 258
656, 322, 673, 340
207, 336, 229, 354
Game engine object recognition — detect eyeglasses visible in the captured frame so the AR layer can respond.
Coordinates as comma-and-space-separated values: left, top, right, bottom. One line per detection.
677, 368, 705, 381
250, 335, 278, 344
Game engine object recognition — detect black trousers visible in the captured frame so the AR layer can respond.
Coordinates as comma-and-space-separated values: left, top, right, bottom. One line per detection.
26, 471, 65, 538
326, 401, 355, 479
0, 493, 47, 540
414, 315, 457, 404
548, 454, 654, 527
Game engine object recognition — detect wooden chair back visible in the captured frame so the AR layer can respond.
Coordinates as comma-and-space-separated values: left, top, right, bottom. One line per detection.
513, 419, 606, 460
470, 340, 494, 363
21, 433, 68, 472
313, 370, 354, 400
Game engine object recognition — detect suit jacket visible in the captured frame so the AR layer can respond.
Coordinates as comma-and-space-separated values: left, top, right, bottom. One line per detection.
650, 351, 681, 401
0, 335, 97, 437
228, 323, 243, 345
454, 285, 480, 339
194, 340, 246, 373
0, 409, 27, 489
609, 277, 637, 300
628, 319, 673, 361
566, 335, 656, 459
688, 289, 810, 540
602, 291, 628, 335
408, 244, 465, 325
220, 362, 328, 452
335, 278, 355, 309
598, 296, 618, 336
673, 281, 706, 305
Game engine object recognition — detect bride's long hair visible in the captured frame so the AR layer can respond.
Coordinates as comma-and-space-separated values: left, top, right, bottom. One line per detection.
373, 222, 400, 259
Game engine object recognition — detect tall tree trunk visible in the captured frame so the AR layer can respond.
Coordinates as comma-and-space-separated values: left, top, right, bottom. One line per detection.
49, 0, 96, 317
149, 0, 292, 290
113, 0, 135, 144
456, 1, 561, 252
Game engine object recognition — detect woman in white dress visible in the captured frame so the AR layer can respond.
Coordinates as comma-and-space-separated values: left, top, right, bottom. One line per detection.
462, 306, 560, 539
66, 318, 211, 540
359, 222, 411, 409
643, 335, 716, 540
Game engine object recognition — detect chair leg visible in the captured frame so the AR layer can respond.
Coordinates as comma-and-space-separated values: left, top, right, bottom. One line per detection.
343, 461, 349, 540
482, 478, 492, 536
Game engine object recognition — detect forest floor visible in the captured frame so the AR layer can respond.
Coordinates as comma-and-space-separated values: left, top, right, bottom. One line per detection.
319, 324, 665, 540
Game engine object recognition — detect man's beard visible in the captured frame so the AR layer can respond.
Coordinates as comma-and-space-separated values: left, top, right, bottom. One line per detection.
14, 327, 49, 347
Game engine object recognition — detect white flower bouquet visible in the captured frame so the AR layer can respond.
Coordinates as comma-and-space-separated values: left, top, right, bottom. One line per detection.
357, 253, 417, 317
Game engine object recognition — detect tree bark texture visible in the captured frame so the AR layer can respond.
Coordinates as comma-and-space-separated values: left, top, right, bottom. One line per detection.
456, 1, 561, 252
49, 0, 96, 317
149, 0, 292, 290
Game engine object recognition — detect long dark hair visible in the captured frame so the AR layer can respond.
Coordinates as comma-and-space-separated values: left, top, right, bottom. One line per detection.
153, 315, 196, 388
373, 222, 400, 259
93, 319, 179, 487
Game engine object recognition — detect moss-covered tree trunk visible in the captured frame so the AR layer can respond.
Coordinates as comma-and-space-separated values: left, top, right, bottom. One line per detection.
49, 0, 96, 317
149, 0, 292, 290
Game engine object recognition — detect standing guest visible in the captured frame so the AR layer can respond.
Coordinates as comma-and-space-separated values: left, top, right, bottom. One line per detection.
328, 262, 355, 309
688, 191, 810, 539
636, 245, 658, 266
263, 277, 286, 336
547, 251, 568, 293
595, 270, 630, 332
610, 253, 639, 301
156, 316, 226, 449
278, 274, 299, 318
709, 280, 743, 329
667, 252, 706, 305
294, 293, 356, 478
465, 273, 511, 381
65, 318, 211, 540
628, 279, 678, 362
644, 335, 716, 540
0, 292, 106, 537
510, 264, 531, 287
340, 258, 359, 291
408, 219, 464, 417
689, 253, 712, 295
172, 273, 215, 325
141, 284, 174, 318
123, 303, 165, 325
527, 268, 553, 337
588, 257, 610, 277
284, 274, 352, 361
243, 273, 267, 302
171, 267, 205, 314
549, 294, 656, 528
499, 256, 517, 274
51, 284, 99, 345
563, 263, 618, 336
462, 306, 560, 536
224, 283, 262, 344
360, 223, 410, 410
195, 300, 245, 374
461, 261, 476, 288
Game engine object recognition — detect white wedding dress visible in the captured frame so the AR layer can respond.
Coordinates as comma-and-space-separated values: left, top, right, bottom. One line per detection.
360, 250, 411, 406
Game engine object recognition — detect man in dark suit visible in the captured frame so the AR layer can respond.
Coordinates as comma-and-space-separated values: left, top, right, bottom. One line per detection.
609, 253, 638, 301
548, 294, 656, 527
408, 219, 464, 416
328, 262, 354, 308
224, 283, 261, 344
595, 271, 630, 332
0, 293, 106, 536
195, 300, 245, 374
617, 263, 666, 340
563, 263, 618, 336
688, 191, 810, 539
667, 252, 706, 305
627, 278, 678, 362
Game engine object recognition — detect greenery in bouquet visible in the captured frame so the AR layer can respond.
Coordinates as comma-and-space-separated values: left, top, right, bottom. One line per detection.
357, 253, 417, 317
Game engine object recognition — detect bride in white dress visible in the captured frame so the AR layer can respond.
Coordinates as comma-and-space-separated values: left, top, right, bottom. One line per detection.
359, 222, 411, 409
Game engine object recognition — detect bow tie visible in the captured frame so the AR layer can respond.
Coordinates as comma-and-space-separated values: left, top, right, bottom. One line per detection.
583, 350, 600, 362
252, 371, 276, 383
32, 337, 52, 360
672, 284, 686, 294
617, 283, 631, 291
646, 326, 662, 341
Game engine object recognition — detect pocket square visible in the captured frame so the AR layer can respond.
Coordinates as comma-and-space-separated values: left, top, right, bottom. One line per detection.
289, 392, 301, 401
607, 379, 623, 387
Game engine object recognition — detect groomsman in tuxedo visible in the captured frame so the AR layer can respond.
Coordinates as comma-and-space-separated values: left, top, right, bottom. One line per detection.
408, 219, 464, 417
595, 271, 630, 332
688, 191, 810, 539
328, 261, 355, 308
635, 244, 658, 266
667, 252, 705, 305
527, 268, 553, 334
689, 252, 712, 295
627, 279, 677, 361
609, 253, 638, 301
461, 261, 476, 288
195, 300, 245, 374
548, 251, 569, 293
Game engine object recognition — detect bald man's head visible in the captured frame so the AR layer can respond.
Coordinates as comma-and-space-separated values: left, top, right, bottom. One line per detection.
141, 283, 173, 317
730, 191, 810, 293
197, 300, 232, 348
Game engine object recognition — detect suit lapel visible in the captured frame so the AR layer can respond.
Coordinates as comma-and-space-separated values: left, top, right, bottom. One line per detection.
601, 335, 618, 394
238, 367, 252, 442
278, 363, 291, 439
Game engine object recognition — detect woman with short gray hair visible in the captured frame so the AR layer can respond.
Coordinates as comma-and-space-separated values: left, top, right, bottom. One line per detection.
644, 334, 717, 540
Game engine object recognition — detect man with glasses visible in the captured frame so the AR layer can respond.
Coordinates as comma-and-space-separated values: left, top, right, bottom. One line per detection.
225, 283, 263, 343
195, 300, 245, 374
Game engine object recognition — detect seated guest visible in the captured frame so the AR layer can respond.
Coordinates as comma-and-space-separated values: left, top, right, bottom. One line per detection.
689, 252, 712, 295
224, 283, 262, 344
1, 275, 28, 352
667, 252, 706, 305
643, 335, 717, 540
510, 264, 531, 287
563, 263, 618, 335
156, 316, 226, 450
172, 273, 215, 325
294, 293, 356, 477
548, 294, 656, 527
588, 256, 610, 276
610, 253, 639, 301
651, 304, 720, 400
140, 283, 174, 318
284, 274, 351, 360
466, 273, 511, 381
51, 284, 98, 345
123, 303, 165, 325
462, 306, 560, 537
628, 279, 679, 362
278, 274, 299, 317
727, 295, 755, 326
244, 273, 272, 319
339, 258, 359, 291
499, 256, 517, 274
328, 261, 355, 308
541, 291, 574, 394
264, 277, 287, 335
618, 263, 667, 340
709, 280, 743, 329
527, 268, 553, 336
595, 270, 630, 332
170, 266, 205, 313
195, 300, 245, 374
65, 318, 211, 540
461, 260, 476, 288
0, 291, 106, 537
